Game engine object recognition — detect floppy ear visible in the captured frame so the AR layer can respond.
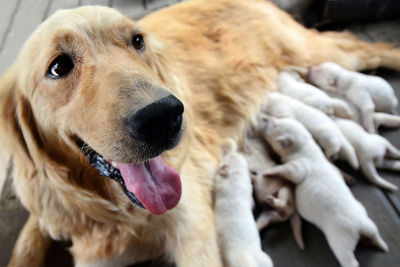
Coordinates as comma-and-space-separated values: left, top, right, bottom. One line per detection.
276, 135, 292, 148
0, 66, 131, 225
0, 66, 44, 170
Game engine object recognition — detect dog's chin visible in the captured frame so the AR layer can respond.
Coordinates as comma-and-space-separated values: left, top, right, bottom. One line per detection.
74, 135, 183, 215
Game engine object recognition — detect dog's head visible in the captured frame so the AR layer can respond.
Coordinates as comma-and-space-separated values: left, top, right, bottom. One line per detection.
261, 116, 310, 157
306, 62, 342, 91
0, 7, 184, 215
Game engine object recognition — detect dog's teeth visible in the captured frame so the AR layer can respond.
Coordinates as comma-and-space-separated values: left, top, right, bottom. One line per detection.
111, 161, 118, 168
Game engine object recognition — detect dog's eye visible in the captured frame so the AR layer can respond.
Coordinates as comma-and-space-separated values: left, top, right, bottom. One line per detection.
47, 54, 74, 79
132, 34, 145, 50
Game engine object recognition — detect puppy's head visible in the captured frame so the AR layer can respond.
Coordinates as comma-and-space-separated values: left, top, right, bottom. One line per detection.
261, 116, 310, 157
306, 62, 342, 91
0, 7, 184, 215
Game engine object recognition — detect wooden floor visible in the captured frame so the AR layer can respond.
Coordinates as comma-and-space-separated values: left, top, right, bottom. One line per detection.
0, 1, 399, 267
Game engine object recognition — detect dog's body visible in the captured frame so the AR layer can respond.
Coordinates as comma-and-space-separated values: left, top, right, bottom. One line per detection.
278, 70, 352, 118
308, 62, 398, 132
264, 92, 359, 168
263, 117, 388, 267
335, 118, 400, 191
214, 151, 273, 267
1, 0, 400, 266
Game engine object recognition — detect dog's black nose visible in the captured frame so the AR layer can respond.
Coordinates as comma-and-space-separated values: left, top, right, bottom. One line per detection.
128, 95, 184, 144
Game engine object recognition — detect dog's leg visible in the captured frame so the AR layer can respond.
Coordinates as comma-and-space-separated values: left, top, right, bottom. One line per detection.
315, 129, 341, 160
266, 186, 291, 210
8, 214, 51, 267
360, 105, 376, 133
256, 210, 285, 231
360, 159, 398, 191
330, 98, 353, 119
374, 113, 400, 130
262, 161, 306, 184
302, 96, 334, 115
290, 213, 305, 250
324, 227, 360, 267
171, 196, 222, 267
376, 159, 400, 171
338, 139, 360, 169
347, 88, 376, 133
174, 216, 222, 267
385, 141, 400, 159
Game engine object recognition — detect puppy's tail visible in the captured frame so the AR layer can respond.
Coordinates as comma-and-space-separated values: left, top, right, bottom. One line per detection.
339, 139, 359, 169
374, 112, 400, 130
330, 98, 353, 119
290, 213, 305, 250
361, 160, 398, 191
360, 219, 389, 252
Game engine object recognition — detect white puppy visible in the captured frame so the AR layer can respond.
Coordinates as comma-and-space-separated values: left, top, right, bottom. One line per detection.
335, 118, 400, 191
307, 62, 398, 132
264, 92, 359, 169
278, 70, 352, 118
262, 117, 388, 267
214, 151, 273, 267
242, 134, 304, 249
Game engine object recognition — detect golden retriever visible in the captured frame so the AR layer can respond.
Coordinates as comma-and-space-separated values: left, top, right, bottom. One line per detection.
1, 0, 399, 266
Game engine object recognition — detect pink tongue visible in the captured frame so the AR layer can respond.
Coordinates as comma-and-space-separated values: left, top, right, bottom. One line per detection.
117, 156, 181, 215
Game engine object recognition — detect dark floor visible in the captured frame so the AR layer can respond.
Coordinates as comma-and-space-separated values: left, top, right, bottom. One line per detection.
0, 1, 400, 267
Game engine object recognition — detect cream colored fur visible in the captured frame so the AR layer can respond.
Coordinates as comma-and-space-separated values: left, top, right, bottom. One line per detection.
1, 0, 400, 266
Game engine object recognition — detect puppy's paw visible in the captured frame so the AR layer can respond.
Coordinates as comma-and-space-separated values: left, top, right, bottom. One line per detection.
266, 195, 276, 206
262, 170, 279, 178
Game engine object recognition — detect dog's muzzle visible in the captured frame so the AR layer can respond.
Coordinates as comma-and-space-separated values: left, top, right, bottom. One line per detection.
127, 94, 184, 147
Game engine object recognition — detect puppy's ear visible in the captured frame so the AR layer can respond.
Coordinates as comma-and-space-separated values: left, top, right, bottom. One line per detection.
276, 135, 292, 148
328, 77, 337, 87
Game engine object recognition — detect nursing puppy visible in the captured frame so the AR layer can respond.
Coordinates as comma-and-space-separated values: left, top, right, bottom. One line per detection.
264, 92, 359, 168
335, 118, 400, 191
214, 151, 273, 267
262, 117, 388, 267
278, 70, 352, 118
307, 62, 398, 132
242, 134, 304, 249
242, 130, 277, 183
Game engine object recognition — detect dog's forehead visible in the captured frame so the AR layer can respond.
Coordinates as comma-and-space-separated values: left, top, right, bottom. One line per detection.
49, 6, 129, 29
17, 6, 137, 66
44, 7, 135, 42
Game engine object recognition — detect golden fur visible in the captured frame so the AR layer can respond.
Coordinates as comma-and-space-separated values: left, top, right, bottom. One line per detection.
1, 0, 400, 266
